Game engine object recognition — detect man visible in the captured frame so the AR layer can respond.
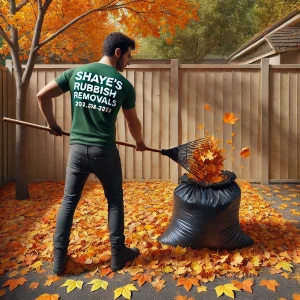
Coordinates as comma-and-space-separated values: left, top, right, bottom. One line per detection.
37, 32, 146, 275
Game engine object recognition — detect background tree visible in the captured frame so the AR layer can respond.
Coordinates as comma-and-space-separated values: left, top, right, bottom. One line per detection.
0, 0, 199, 199
252, 0, 299, 31
136, 0, 299, 62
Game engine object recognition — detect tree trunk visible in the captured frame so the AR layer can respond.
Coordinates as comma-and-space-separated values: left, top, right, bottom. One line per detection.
15, 83, 30, 200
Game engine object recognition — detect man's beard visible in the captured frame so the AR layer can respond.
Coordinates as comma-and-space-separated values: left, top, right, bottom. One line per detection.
116, 57, 124, 72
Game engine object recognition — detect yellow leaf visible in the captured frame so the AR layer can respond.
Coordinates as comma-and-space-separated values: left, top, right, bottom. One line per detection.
275, 262, 293, 272
163, 266, 173, 273
114, 287, 123, 299
215, 284, 240, 298
197, 285, 207, 292
61, 280, 83, 293
88, 279, 108, 291
31, 261, 42, 270
172, 246, 187, 256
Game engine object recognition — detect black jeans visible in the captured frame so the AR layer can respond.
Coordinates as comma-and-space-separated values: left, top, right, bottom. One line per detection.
53, 144, 125, 256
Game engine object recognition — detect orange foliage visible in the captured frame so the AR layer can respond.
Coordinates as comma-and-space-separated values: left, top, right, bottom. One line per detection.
189, 136, 225, 183
0, 181, 299, 297
223, 112, 240, 124
0, 0, 199, 62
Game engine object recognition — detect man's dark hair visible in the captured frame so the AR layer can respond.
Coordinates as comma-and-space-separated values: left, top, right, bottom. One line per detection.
102, 32, 135, 56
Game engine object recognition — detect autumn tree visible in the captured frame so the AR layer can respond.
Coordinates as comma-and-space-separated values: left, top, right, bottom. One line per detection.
136, 0, 299, 62
136, 0, 257, 62
0, 0, 199, 199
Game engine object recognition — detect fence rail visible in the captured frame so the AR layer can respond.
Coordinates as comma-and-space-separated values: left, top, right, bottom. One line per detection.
1, 59, 300, 185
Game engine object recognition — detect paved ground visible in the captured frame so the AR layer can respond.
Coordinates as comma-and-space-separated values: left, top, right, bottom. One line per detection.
0, 183, 299, 300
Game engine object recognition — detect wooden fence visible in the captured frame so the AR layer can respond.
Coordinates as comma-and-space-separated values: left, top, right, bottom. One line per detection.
1, 59, 300, 185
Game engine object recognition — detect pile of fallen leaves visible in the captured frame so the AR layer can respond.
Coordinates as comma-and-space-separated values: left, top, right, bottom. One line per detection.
0, 181, 299, 299
189, 136, 225, 183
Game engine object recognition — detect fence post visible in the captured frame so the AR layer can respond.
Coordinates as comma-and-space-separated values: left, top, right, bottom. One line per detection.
261, 58, 269, 184
170, 59, 179, 183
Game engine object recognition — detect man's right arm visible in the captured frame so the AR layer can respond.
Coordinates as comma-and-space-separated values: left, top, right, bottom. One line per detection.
122, 108, 146, 151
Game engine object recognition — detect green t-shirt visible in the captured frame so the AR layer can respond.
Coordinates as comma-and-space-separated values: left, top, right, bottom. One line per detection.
55, 62, 135, 148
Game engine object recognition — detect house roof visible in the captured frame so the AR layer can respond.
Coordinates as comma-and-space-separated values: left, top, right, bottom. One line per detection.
227, 8, 300, 62
266, 27, 300, 51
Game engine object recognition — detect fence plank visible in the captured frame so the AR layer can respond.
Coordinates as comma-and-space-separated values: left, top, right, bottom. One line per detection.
223, 71, 233, 172
250, 70, 260, 180
270, 70, 280, 180
232, 71, 242, 178
261, 59, 270, 184
241, 71, 251, 179
280, 70, 289, 180
161, 70, 170, 180
143, 71, 152, 179
170, 59, 179, 183
151, 70, 160, 179
288, 71, 297, 179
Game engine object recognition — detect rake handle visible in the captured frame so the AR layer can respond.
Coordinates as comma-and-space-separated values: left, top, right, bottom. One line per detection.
3, 117, 162, 153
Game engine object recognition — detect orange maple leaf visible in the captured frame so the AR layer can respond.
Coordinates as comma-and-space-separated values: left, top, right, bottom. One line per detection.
175, 296, 195, 300
293, 294, 300, 300
204, 104, 210, 111
35, 294, 60, 300
223, 112, 239, 124
260, 279, 279, 292
240, 147, 250, 157
2, 277, 28, 291
176, 278, 199, 292
44, 275, 61, 286
232, 279, 254, 293
29, 282, 39, 289
131, 273, 152, 286
0, 290, 6, 297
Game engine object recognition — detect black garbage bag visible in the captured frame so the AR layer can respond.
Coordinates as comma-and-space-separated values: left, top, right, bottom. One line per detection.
158, 171, 253, 250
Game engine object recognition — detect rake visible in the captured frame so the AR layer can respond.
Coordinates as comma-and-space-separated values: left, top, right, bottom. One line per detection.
3, 117, 208, 178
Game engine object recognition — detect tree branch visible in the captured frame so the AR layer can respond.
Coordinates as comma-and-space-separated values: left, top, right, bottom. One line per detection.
16, 0, 29, 12
36, 0, 120, 50
0, 25, 15, 50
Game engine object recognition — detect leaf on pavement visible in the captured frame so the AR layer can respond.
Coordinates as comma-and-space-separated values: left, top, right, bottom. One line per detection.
215, 283, 241, 298
176, 277, 199, 292
275, 262, 294, 272
2, 277, 28, 291
61, 279, 84, 293
87, 279, 108, 291
114, 284, 138, 299
259, 279, 279, 292
35, 294, 60, 300
44, 275, 61, 286
232, 279, 254, 293
0, 290, 6, 297
131, 273, 152, 287
197, 285, 207, 293
29, 282, 39, 289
